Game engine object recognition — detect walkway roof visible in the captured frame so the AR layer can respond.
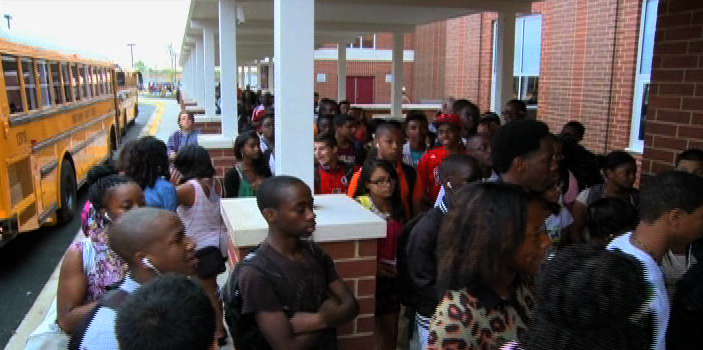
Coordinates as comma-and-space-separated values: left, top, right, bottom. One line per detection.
179, 0, 536, 65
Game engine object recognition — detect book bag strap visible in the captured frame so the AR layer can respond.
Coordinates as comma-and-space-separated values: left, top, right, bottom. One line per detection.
68, 289, 129, 350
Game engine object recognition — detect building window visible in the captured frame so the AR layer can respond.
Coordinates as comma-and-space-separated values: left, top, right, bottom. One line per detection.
491, 15, 542, 110
630, 0, 658, 153
347, 34, 376, 49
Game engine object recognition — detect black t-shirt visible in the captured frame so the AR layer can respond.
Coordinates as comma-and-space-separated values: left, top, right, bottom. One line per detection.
238, 241, 340, 349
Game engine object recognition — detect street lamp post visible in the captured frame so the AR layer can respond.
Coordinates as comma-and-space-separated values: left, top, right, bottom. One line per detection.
127, 43, 136, 68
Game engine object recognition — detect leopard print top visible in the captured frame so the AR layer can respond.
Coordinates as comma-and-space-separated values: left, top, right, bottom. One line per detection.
427, 277, 535, 350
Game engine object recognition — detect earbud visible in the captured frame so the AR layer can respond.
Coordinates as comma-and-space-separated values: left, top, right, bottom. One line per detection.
446, 182, 453, 190
141, 257, 161, 275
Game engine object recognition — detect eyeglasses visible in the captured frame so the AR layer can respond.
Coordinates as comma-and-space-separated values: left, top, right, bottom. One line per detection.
368, 178, 395, 186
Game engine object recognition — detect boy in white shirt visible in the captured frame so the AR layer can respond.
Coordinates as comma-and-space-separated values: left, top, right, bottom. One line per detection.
607, 170, 703, 350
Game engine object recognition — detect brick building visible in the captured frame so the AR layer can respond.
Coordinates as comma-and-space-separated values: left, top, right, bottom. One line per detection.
641, 0, 703, 179
316, 0, 663, 156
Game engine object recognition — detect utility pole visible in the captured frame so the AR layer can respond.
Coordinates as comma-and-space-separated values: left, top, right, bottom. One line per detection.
3, 14, 11, 30
127, 43, 136, 68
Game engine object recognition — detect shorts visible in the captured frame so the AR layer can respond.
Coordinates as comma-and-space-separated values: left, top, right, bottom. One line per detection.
195, 246, 226, 279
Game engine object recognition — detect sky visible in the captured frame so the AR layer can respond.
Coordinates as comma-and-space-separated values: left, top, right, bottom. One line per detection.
0, 0, 190, 70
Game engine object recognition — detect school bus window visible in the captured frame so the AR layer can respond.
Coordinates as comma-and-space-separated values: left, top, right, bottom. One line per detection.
89, 66, 96, 97
100, 68, 107, 95
2, 55, 24, 114
61, 63, 73, 102
37, 60, 52, 108
50, 62, 65, 104
98, 68, 105, 95
92, 67, 100, 96
81, 65, 91, 98
106, 70, 112, 94
70, 64, 80, 101
116, 71, 126, 87
21, 58, 39, 111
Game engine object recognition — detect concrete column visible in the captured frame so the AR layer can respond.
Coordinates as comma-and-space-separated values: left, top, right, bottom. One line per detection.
256, 60, 261, 90
390, 32, 404, 118
495, 11, 516, 117
203, 26, 216, 117
267, 58, 274, 92
189, 55, 194, 93
195, 36, 205, 106
219, 0, 238, 138
337, 43, 346, 101
274, 0, 314, 187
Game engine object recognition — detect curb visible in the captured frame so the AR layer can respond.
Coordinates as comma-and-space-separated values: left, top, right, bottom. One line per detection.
139, 100, 165, 137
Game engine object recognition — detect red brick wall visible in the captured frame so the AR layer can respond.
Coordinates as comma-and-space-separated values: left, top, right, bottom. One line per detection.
413, 21, 447, 103
194, 121, 222, 134
235, 239, 378, 350
314, 61, 414, 104
538, 0, 642, 154
445, 14, 483, 102
206, 148, 235, 179
641, 0, 703, 178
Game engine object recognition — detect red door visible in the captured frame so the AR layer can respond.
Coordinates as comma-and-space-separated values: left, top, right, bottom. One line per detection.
346, 76, 374, 104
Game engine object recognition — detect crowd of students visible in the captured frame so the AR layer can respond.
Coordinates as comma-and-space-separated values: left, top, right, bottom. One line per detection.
32, 91, 703, 350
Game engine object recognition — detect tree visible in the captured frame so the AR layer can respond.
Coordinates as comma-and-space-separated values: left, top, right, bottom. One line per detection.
134, 60, 147, 73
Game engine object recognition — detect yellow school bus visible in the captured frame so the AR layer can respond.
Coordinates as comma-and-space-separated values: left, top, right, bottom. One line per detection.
114, 68, 139, 135
0, 38, 123, 245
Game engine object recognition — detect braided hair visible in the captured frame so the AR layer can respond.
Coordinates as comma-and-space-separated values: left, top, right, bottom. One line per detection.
521, 244, 654, 350
126, 136, 170, 189
86, 164, 134, 211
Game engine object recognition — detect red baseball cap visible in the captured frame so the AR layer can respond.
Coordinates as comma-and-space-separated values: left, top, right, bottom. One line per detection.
433, 113, 462, 128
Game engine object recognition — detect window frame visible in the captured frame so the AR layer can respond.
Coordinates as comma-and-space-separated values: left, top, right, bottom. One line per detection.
20, 57, 39, 112
629, 0, 659, 154
36, 59, 53, 109
3, 55, 26, 115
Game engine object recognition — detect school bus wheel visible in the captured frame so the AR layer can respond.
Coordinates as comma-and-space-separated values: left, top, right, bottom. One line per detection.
56, 160, 77, 224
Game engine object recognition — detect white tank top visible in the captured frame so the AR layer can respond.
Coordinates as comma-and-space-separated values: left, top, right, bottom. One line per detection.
177, 179, 225, 249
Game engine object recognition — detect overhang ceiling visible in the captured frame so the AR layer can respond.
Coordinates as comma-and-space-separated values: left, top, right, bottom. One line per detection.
179, 0, 536, 65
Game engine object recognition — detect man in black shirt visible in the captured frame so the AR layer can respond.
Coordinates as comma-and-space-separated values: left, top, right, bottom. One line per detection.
237, 176, 359, 350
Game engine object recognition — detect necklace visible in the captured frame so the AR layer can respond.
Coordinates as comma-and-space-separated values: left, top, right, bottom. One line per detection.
630, 235, 660, 262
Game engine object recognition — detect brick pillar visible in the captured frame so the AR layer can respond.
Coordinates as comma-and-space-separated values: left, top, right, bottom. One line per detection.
641, 0, 703, 180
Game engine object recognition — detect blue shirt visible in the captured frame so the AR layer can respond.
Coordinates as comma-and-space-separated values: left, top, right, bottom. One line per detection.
143, 178, 178, 211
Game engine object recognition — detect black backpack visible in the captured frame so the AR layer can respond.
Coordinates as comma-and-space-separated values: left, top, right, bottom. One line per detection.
396, 211, 427, 308
222, 242, 328, 350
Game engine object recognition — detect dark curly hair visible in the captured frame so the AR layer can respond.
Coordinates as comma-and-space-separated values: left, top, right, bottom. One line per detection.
86, 164, 135, 211
127, 136, 170, 189
521, 244, 654, 350
491, 119, 550, 174
173, 145, 215, 183
436, 182, 535, 294
233, 131, 272, 177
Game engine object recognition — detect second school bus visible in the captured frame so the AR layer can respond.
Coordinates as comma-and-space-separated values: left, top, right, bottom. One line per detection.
0, 38, 136, 246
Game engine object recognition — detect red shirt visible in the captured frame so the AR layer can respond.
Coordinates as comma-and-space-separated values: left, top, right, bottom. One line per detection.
315, 164, 358, 195
413, 147, 449, 204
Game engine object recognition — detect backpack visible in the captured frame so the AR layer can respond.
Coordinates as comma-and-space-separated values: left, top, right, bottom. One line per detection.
222, 242, 328, 350
396, 211, 427, 308
68, 288, 129, 350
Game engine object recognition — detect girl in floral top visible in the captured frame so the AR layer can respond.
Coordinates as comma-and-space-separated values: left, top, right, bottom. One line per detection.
56, 165, 145, 334
354, 159, 407, 350
428, 183, 550, 350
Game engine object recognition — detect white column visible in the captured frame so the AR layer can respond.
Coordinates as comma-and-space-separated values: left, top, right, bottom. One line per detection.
237, 66, 243, 88
219, 0, 238, 137
337, 43, 346, 101
203, 26, 216, 117
246, 65, 252, 88
274, 0, 314, 187
495, 11, 516, 117
267, 58, 274, 92
390, 32, 404, 118
195, 36, 205, 106
189, 55, 194, 94
256, 60, 262, 90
